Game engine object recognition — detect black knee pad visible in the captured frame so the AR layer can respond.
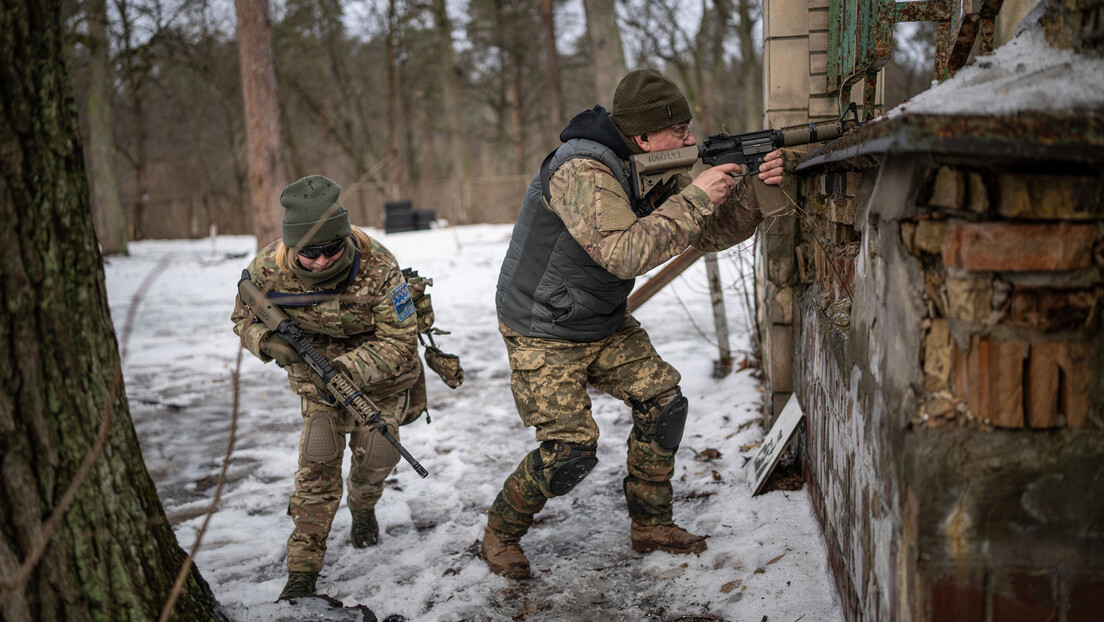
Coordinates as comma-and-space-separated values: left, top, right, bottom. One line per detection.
654, 394, 688, 452
537, 441, 598, 497
631, 389, 689, 453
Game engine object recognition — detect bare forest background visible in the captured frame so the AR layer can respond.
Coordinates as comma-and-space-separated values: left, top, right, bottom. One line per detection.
65, 0, 936, 252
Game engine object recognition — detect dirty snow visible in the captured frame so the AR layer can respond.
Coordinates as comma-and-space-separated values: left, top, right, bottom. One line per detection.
105, 224, 843, 622
890, 8, 1104, 116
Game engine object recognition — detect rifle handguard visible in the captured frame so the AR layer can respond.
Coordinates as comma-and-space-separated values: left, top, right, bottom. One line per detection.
238, 274, 429, 478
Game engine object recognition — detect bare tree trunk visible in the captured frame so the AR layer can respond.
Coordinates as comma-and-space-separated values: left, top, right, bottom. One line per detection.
506, 57, 525, 173
235, 0, 288, 248
583, 0, 626, 106
384, 0, 407, 191
0, 1, 226, 619
85, 0, 128, 255
431, 0, 472, 223
116, 0, 151, 242
737, 0, 761, 131
540, 0, 564, 130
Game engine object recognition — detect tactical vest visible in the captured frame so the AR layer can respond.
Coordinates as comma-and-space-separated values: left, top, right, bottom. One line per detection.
496, 138, 670, 342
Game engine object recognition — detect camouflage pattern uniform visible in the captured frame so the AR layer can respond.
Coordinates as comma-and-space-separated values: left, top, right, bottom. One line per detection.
488, 153, 763, 547
232, 236, 421, 574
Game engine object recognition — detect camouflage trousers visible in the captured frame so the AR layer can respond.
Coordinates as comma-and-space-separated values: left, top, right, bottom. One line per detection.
285, 390, 409, 573
487, 315, 683, 544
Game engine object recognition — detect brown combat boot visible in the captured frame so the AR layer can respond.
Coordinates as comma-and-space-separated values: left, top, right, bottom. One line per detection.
630, 522, 707, 555
350, 507, 378, 549
481, 528, 531, 579
278, 570, 319, 600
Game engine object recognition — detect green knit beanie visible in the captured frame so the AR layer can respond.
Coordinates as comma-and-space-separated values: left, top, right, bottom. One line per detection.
280, 175, 352, 247
610, 69, 692, 137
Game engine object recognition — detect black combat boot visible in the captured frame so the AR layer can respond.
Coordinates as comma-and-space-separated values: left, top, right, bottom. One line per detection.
278, 571, 318, 600
350, 507, 379, 548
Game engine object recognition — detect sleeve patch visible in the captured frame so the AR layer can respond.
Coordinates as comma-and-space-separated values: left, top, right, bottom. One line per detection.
390, 280, 416, 322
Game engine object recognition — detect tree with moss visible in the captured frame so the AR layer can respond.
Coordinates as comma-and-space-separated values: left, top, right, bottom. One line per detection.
0, 0, 226, 619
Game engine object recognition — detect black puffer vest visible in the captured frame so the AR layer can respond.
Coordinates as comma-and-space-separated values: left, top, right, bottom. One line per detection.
496, 106, 672, 342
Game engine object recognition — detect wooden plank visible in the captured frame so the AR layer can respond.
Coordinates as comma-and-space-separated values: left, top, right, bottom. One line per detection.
626, 248, 704, 312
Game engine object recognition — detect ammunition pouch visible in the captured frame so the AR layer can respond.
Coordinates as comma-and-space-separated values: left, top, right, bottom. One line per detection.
535, 441, 598, 497
419, 330, 464, 389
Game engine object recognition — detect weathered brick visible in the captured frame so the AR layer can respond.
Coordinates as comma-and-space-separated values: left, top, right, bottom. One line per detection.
914, 219, 947, 255
946, 276, 994, 321
991, 572, 1057, 622
952, 335, 1027, 427
923, 319, 952, 392
997, 174, 1103, 220
942, 221, 1098, 272
826, 196, 856, 224
928, 166, 964, 209
1026, 341, 1091, 428
966, 171, 989, 214
1007, 288, 1100, 332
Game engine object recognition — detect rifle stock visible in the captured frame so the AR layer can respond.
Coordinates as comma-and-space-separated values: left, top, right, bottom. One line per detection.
238, 273, 429, 478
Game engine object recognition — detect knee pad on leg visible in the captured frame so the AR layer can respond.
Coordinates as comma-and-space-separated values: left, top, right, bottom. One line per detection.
632, 388, 688, 453
302, 413, 343, 463
536, 441, 598, 497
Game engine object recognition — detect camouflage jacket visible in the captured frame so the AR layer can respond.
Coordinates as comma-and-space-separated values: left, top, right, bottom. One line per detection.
231, 238, 421, 401
550, 157, 762, 280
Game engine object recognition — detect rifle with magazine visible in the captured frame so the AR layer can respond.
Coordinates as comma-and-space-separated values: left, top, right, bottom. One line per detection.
629, 103, 860, 215
238, 275, 429, 478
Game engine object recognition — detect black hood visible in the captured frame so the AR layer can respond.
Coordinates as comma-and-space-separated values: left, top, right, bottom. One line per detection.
558, 105, 632, 160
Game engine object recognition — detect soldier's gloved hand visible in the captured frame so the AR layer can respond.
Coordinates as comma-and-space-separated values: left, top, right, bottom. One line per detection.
260, 333, 300, 368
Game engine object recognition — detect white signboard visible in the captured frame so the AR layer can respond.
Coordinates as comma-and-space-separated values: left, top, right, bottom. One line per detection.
747, 394, 805, 495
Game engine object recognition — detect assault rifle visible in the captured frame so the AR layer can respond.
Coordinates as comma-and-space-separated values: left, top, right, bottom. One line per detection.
629, 103, 859, 213
238, 276, 429, 478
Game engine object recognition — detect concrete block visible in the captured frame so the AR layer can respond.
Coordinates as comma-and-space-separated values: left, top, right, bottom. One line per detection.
810, 52, 827, 74
997, 174, 1103, 220
810, 73, 828, 95
772, 286, 795, 324
928, 166, 964, 209
767, 110, 813, 128
808, 7, 829, 30
942, 221, 1098, 272
770, 325, 794, 391
809, 31, 828, 52
767, 39, 811, 109
809, 95, 841, 118
768, 0, 810, 37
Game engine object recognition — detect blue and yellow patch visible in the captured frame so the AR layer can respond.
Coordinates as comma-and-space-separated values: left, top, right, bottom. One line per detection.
390, 281, 415, 322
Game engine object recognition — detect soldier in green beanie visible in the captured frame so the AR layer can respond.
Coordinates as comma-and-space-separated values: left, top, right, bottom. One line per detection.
482, 69, 785, 579
232, 175, 426, 600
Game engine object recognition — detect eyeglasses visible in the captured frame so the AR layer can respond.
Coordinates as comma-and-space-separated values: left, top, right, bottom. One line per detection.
297, 238, 346, 259
669, 121, 693, 140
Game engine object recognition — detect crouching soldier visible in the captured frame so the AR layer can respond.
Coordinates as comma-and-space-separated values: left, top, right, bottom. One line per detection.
232, 175, 425, 600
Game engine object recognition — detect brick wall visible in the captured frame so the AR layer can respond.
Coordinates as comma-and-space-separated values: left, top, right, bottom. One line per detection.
756, 2, 1104, 620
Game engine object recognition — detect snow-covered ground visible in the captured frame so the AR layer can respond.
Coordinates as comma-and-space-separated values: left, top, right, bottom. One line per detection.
104, 224, 844, 622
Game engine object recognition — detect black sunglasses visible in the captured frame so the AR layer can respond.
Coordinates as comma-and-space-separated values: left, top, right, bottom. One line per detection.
297, 238, 346, 259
